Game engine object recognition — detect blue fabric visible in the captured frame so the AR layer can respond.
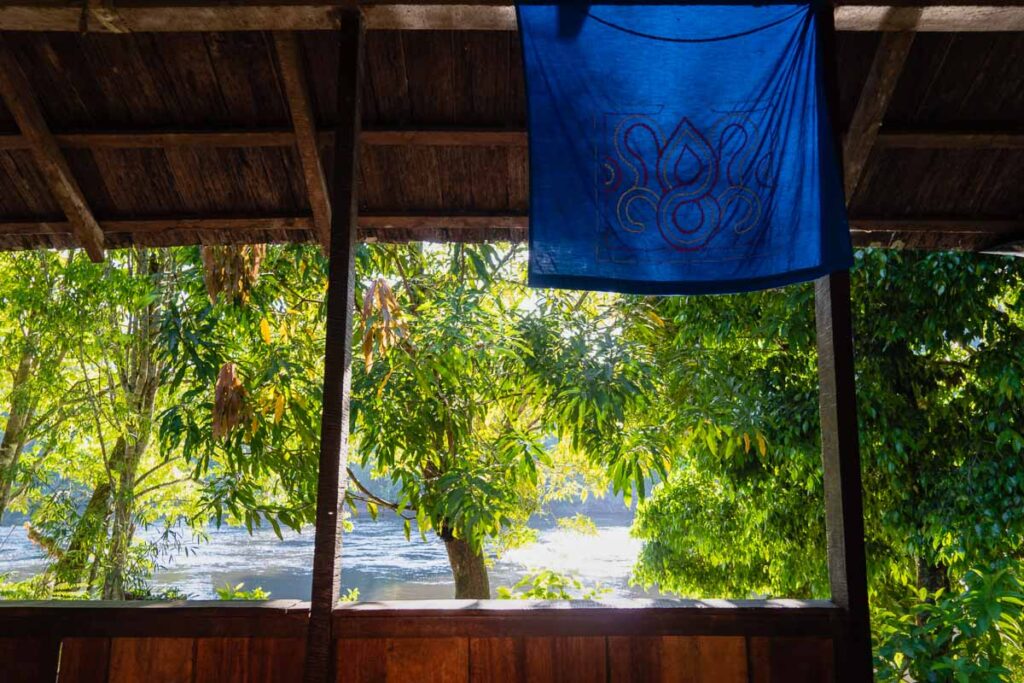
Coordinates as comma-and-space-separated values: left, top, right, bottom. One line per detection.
518, 3, 852, 294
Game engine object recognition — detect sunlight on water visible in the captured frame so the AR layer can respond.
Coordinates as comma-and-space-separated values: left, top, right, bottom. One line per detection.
502, 526, 643, 582
0, 515, 657, 601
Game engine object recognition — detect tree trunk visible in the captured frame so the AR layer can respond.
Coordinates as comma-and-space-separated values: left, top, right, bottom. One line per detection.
102, 438, 146, 600
52, 480, 112, 587
915, 557, 950, 630
0, 350, 35, 522
443, 534, 490, 599
101, 339, 160, 597
100, 250, 164, 600
917, 557, 949, 594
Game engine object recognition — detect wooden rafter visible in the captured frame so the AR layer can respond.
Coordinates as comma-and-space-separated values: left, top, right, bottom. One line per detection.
0, 128, 527, 150
836, 5, 1024, 31
875, 129, 1024, 149
1, 2, 1024, 32
4, 126, 1023, 152
843, 24, 918, 202
0, 37, 105, 262
0, 129, 303, 151
2, 216, 1019, 250
274, 32, 333, 250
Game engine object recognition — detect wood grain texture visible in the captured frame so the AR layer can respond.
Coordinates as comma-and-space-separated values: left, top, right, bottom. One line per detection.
524, 637, 606, 683
748, 637, 835, 683
876, 129, 1024, 149
57, 638, 111, 683
0, 28, 1020, 256
0, 127, 519, 151
843, 26, 918, 202
304, 9, 364, 683
195, 637, 251, 683
817, 10, 874, 682
4, 3, 1023, 33
1, 214, 1016, 252
469, 637, 526, 682
607, 636, 747, 682
332, 600, 840, 639
815, 274, 872, 683
108, 637, 195, 683
0, 36, 104, 261
336, 638, 387, 682
336, 638, 469, 682
275, 31, 333, 249
0, 637, 60, 682
195, 637, 305, 682
250, 637, 307, 681
386, 637, 469, 682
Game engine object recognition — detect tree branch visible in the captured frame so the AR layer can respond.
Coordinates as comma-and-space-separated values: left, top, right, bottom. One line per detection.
346, 466, 408, 513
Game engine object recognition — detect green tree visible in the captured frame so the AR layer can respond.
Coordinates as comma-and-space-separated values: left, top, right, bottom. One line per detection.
630, 250, 1024, 679
3, 249, 202, 598
0, 251, 97, 523
162, 242, 662, 598
347, 244, 659, 597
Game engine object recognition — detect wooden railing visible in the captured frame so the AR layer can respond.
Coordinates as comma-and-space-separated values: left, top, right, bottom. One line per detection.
0, 599, 840, 681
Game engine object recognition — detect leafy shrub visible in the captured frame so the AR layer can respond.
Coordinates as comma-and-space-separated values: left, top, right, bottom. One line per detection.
874, 567, 1024, 682
215, 582, 270, 600
497, 570, 609, 600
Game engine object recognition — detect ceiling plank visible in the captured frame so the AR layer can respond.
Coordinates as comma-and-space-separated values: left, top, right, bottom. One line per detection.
836, 5, 1024, 31
875, 129, 1024, 149
2, 216, 1019, 251
0, 128, 526, 151
843, 26, 918, 203
3, 127, 1021, 152
274, 31, 333, 250
1, 3, 1023, 32
0, 37, 105, 261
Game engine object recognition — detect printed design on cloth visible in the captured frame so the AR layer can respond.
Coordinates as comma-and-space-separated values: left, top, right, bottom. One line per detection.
598, 109, 778, 262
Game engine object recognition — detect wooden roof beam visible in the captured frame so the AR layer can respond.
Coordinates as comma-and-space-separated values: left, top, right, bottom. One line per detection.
274, 32, 333, 250
362, 4, 1024, 32
3, 127, 1022, 151
1, 3, 1024, 32
0, 128, 529, 150
0, 37, 105, 261
2, 216, 1020, 250
875, 129, 1024, 149
843, 19, 918, 203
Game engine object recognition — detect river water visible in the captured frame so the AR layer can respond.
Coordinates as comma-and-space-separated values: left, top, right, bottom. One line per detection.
0, 513, 658, 600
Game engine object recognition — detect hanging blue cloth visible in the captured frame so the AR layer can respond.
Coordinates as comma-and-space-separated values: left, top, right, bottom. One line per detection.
518, 2, 852, 294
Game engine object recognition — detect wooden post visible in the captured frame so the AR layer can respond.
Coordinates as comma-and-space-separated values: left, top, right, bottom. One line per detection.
816, 5, 873, 682
303, 8, 363, 683
815, 273, 873, 682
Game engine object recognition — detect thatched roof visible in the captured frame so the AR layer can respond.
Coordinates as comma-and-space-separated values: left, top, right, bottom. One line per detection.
0, 2, 1021, 259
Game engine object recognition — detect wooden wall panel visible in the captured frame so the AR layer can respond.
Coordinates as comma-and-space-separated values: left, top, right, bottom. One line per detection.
195, 637, 306, 683
338, 637, 469, 683
337, 638, 388, 682
249, 637, 306, 681
523, 636, 606, 683
607, 635, 747, 682
58, 638, 110, 683
0, 637, 59, 682
195, 637, 249, 683
385, 637, 469, 683
749, 637, 835, 683
108, 637, 195, 683
0, 605, 839, 682
469, 637, 525, 682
